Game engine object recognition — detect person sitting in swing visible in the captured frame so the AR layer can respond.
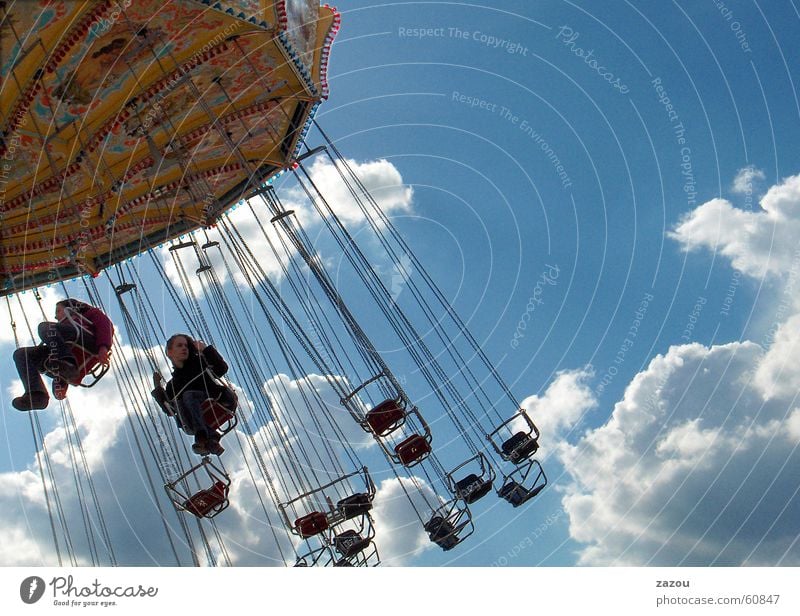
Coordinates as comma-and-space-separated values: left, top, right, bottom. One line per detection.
11, 299, 113, 411
151, 334, 236, 456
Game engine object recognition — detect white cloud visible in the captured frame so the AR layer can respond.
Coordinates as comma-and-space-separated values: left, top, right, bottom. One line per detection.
370, 476, 437, 565
286, 157, 414, 227
731, 166, 765, 194
160, 157, 414, 298
560, 342, 800, 565
263, 372, 374, 451
754, 312, 800, 401
520, 367, 596, 455
786, 409, 800, 444
669, 173, 800, 278
557, 172, 800, 566
0, 343, 282, 566
158, 206, 289, 301
669, 173, 800, 401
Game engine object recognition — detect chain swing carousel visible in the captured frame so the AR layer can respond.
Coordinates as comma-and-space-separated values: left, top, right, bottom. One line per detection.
1, 0, 546, 566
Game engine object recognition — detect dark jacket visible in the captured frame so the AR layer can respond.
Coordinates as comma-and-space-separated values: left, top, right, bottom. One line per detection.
151, 346, 229, 415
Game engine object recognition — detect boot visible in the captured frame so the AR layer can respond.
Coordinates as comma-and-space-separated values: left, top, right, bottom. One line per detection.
12, 391, 50, 411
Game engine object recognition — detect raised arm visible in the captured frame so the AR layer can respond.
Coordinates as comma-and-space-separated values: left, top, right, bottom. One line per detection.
200, 345, 228, 377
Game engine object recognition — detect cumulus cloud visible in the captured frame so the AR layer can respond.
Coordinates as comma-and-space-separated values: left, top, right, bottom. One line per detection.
370, 476, 437, 565
161, 157, 414, 297
731, 166, 765, 194
669, 173, 800, 277
158, 204, 286, 300
560, 342, 800, 565
669, 172, 800, 402
0, 342, 284, 565
754, 313, 800, 400
263, 372, 374, 452
284, 156, 414, 226
520, 367, 597, 455
786, 409, 800, 443
0, 343, 190, 565
557, 172, 800, 566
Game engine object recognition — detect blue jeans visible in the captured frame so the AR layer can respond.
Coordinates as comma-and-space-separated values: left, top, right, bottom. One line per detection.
176, 389, 236, 438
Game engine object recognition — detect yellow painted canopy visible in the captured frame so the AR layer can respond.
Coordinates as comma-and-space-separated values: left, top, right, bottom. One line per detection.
0, 0, 338, 294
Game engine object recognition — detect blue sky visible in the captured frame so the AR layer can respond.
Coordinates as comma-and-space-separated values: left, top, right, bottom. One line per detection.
2, 1, 800, 567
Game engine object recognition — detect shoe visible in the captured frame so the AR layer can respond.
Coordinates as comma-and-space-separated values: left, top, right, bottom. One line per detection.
192, 442, 210, 456
52, 378, 69, 401
192, 436, 210, 456
12, 391, 50, 411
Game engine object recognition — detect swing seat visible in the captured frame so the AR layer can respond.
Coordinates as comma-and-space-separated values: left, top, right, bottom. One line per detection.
295, 511, 329, 538
182, 481, 228, 518
455, 473, 493, 504
333, 530, 371, 559
498, 479, 546, 508
424, 516, 460, 551
44, 343, 110, 389
201, 397, 237, 433
394, 434, 431, 466
501, 431, 538, 463
365, 399, 406, 436
336, 492, 373, 520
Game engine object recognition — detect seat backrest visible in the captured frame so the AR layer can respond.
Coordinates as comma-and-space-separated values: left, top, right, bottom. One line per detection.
64, 342, 112, 386
295, 511, 329, 538
455, 474, 492, 504
201, 399, 236, 431
333, 530, 370, 558
424, 516, 460, 550
336, 492, 372, 520
501, 431, 538, 463
424, 516, 449, 538
365, 399, 406, 436
498, 480, 530, 507
394, 434, 432, 466
182, 481, 228, 518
